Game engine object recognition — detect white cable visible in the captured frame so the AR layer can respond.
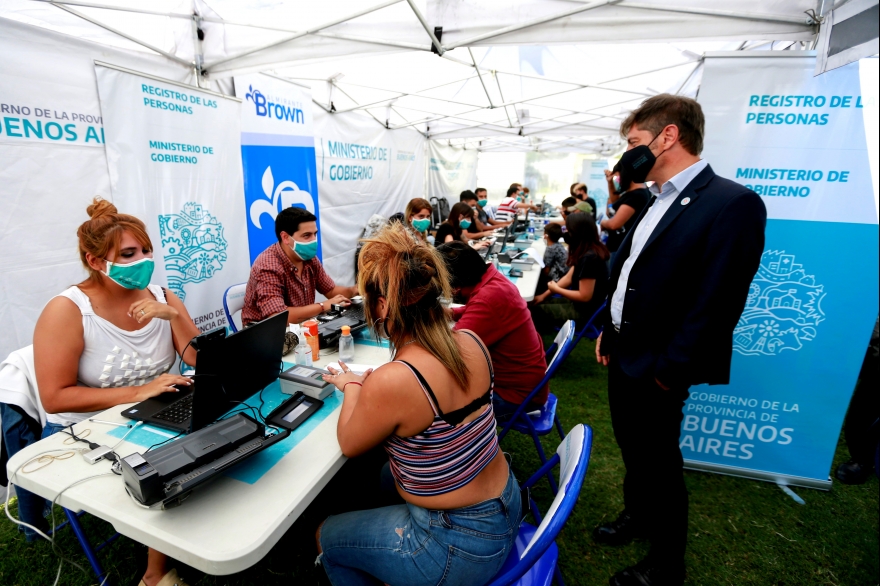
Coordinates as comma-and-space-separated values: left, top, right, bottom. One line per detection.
110, 420, 143, 450
5, 447, 114, 586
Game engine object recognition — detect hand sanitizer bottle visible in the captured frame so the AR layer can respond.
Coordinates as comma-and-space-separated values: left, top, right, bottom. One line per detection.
339, 325, 355, 362
294, 334, 313, 366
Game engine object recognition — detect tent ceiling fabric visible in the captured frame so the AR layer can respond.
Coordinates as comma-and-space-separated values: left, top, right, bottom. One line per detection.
1, 0, 820, 152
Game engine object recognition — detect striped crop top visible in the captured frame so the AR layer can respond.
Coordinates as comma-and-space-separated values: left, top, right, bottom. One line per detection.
384, 332, 499, 497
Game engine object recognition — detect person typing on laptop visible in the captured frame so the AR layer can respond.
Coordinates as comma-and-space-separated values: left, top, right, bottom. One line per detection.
33, 198, 198, 586
242, 207, 357, 326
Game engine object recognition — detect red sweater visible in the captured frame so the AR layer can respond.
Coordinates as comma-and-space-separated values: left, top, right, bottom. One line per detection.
453, 265, 548, 405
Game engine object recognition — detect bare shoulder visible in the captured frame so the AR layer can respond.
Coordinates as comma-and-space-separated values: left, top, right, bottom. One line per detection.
34, 295, 84, 351
453, 329, 488, 356
37, 295, 82, 327
363, 362, 415, 398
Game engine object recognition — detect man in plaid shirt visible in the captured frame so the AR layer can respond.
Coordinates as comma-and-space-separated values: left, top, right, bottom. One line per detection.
242, 207, 357, 326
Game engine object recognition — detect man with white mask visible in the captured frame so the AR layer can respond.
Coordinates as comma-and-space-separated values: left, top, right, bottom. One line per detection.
242, 207, 356, 325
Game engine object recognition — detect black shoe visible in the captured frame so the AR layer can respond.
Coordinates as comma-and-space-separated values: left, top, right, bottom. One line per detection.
836, 461, 873, 485
609, 557, 685, 586
593, 510, 647, 546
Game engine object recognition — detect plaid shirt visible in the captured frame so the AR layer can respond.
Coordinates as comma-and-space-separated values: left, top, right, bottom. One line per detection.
242, 243, 335, 326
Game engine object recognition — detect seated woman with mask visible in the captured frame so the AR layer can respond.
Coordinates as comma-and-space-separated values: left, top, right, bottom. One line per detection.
404, 197, 433, 243
315, 222, 521, 586
435, 202, 490, 249
33, 198, 199, 586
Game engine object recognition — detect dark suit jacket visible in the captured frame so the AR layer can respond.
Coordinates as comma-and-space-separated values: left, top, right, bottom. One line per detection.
600, 164, 766, 387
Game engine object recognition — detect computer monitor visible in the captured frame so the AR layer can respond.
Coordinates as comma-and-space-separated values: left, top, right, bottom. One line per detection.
191, 311, 287, 429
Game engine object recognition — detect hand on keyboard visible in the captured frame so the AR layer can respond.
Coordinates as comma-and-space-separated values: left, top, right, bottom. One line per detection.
134, 373, 193, 402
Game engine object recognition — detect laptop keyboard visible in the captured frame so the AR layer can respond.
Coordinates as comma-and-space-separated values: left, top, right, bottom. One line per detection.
153, 393, 194, 424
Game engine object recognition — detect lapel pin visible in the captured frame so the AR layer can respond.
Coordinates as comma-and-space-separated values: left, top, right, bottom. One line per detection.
681, 197, 691, 206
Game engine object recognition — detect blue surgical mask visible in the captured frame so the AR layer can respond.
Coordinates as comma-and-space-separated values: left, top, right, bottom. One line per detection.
411, 218, 430, 233
478, 199, 488, 207
459, 219, 472, 230
292, 238, 318, 261
103, 257, 154, 290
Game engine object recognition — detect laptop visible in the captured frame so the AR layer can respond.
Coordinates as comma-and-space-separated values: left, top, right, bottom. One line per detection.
121, 311, 289, 433
316, 302, 367, 349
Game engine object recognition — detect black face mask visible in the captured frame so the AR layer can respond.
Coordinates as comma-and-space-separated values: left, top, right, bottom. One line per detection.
619, 133, 663, 185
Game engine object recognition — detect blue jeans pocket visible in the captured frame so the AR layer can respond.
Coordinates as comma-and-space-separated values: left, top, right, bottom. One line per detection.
438, 545, 509, 586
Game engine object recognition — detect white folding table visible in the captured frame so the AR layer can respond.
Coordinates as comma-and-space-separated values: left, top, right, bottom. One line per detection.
6, 341, 393, 575
503, 237, 545, 302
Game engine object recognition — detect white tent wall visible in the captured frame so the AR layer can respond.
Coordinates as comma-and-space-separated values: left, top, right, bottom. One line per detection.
313, 107, 427, 288
426, 141, 478, 209
0, 17, 221, 363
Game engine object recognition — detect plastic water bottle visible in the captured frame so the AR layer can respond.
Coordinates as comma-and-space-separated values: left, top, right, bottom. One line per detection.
339, 325, 355, 362
294, 334, 313, 366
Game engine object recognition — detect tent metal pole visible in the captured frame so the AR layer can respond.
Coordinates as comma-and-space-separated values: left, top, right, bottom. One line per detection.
586, 59, 702, 85
618, 2, 816, 26
35, 0, 191, 19
285, 76, 487, 114
50, 3, 194, 68
441, 53, 652, 97
336, 91, 485, 113
191, 14, 205, 86
260, 72, 313, 90
331, 84, 387, 128
404, 0, 445, 54
492, 71, 516, 128
469, 48, 496, 108
203, 0, 404, 72
674, 60, 703, 95
313, 31, 430, 51
443, 0, 619, 50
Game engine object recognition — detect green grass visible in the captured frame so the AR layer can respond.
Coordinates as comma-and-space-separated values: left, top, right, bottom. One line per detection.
2, 337, 877, 585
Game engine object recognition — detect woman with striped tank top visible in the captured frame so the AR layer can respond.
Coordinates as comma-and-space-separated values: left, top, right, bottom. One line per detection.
316, 222, 521, 586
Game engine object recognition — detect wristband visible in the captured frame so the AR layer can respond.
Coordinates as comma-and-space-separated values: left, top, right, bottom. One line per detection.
342, 382, 363, 391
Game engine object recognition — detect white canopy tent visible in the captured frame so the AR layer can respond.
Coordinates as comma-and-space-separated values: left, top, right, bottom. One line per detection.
1, 0, 822, 153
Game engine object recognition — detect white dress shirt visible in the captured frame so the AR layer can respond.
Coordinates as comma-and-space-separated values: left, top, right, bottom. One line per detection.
610, 159, 708, 328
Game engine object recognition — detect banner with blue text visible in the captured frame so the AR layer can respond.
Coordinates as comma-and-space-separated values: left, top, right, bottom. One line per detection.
234, 74, 319, 266
313, 108, 426, 287
685, 54, 879, 489
96, 63, 251, 334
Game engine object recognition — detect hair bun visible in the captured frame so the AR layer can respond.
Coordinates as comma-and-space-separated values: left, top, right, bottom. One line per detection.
86, 197, 118, 219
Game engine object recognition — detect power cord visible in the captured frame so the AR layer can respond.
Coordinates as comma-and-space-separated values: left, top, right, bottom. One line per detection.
5, 447, 114, 586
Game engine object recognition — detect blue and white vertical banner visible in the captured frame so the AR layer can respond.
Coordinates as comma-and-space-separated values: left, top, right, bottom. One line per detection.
234, 73, 319, 265
683, 53, 879, 489
581, 159, 610, 220
95, 62, 251, 333
427, 141, 478, 210
313, 109, 425, 287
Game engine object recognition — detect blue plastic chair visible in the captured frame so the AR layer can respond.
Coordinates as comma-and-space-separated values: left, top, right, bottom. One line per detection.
573, 301, 606, 346
489, 423, 593, 586
222, 283, 248, 333
498, 320, 576, 493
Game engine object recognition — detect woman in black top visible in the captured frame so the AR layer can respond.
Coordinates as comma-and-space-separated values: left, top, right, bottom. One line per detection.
601, 169, 651, 253
435, 202, 488, 248
530, 212, 609, 333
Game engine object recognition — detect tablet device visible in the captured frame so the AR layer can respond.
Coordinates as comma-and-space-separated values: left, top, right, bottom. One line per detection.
267, 392, 324, 432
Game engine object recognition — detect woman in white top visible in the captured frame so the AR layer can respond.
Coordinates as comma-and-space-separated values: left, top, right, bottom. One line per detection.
34, 198, 199, 586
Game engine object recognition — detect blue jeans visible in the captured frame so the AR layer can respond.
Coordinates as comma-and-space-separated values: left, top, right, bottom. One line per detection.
1, 403, 49, 541
42, 422, 69, 438
319, 468, 522, 586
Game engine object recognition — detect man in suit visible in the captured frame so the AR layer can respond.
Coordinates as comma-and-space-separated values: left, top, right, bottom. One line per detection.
594, 94, 766, 586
